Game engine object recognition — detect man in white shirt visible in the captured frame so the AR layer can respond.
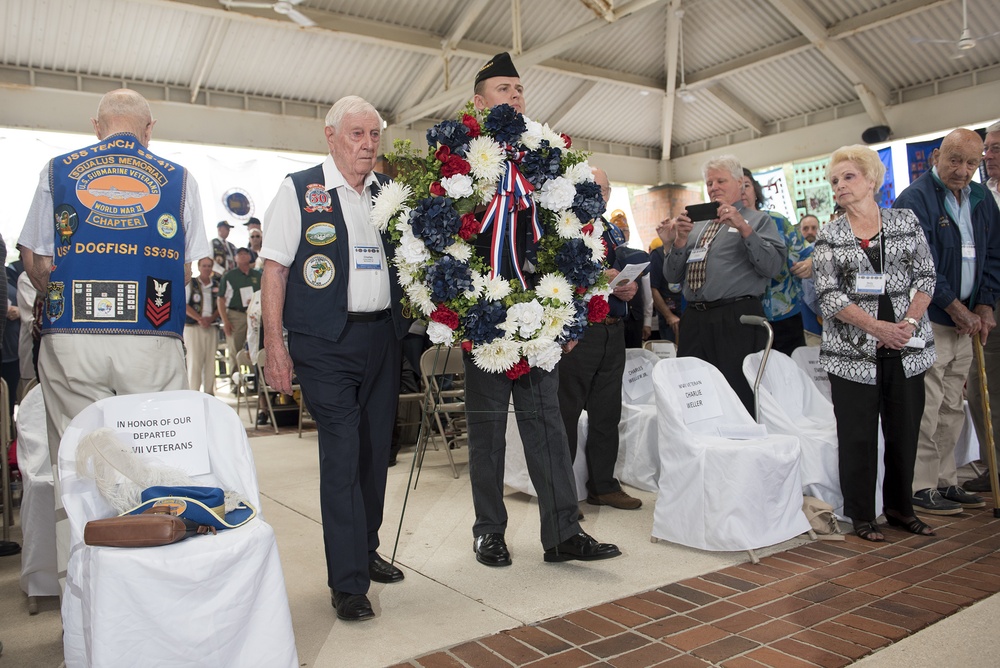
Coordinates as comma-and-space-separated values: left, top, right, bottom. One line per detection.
184, 256, 220, 394
259, 95, 409, 622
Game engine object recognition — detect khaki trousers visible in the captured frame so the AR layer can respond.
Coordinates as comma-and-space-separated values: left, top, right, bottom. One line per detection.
913, 322, 973, 492
184, 323, 218, 394
225, 309, 248, 380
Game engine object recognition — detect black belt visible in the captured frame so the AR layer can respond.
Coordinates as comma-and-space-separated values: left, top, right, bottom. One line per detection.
688, 295, 756, 311
347, 309, 391, 322
227, 307, 247, 313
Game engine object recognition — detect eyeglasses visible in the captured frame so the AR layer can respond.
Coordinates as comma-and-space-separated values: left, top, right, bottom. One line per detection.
986, 143, 1000, 156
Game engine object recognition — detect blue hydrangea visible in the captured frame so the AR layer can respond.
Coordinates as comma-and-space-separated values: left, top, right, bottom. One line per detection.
572, 180, 606, 225
463, 301, 507, 344
425, 255, 473, 303
409, 197, 462, 252
426, 120, 470, 157
559, 300, 589, 343
555, 238, 601, 287
483, 104, 527, 145
520, 141, 562, 190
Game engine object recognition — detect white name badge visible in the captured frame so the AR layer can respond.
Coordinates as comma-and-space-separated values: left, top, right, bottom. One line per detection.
962, 243, 976, 259
856, 273, 886, 295
353, 245, 383, 270
687, 247, 708, 263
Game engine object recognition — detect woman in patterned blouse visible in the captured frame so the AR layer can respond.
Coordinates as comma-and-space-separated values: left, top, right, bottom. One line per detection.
813, 145, 937, 542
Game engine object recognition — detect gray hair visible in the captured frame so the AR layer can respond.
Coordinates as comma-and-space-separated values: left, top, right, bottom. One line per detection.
986, 120, 1000, 135
325, 95, 383, 131
702, 155, 743, 181
95, 89, 152, 137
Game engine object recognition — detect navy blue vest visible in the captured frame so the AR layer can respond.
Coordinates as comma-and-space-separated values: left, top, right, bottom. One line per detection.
283, 164, 408, 343
46, 133, 188, 338
186, 276, 219, 325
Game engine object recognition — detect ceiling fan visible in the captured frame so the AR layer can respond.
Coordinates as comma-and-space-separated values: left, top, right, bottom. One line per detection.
910, 0, 1000, 59
218, 0, 316, 28
675, 9, 695, 103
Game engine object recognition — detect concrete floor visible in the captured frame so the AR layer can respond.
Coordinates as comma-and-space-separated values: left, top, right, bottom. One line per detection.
3, 415, 999, 667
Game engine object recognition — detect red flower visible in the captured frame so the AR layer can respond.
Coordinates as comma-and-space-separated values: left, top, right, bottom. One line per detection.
587, 295, 610, 323
462, 114, 481, 138
581, 222, 594, 235
440, 155, 472, 178
575, 286, 588, 295
430, 304, 460, 330
459, 213, 480, 240
600, 238, 608, 259
434, 145, 451, 162
860, 238, 870, 249
560, 133, 572, 148
505, 358, 530, 380
461, 339, 473, 353
430, 181, 446, 197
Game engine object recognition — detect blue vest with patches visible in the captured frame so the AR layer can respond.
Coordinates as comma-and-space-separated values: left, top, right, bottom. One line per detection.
283, 164, 408, 343
46, 133, 188, 338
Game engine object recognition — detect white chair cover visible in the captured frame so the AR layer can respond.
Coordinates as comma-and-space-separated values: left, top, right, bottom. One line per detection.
651, 357, 810, 551
955, 401, 981, 469
790, 345, 832, 401
16, 385, 60, 598
58, 390, 297, 668
614, 349, 660, 492
504, 400, 588, 501
742, 351, 848, 516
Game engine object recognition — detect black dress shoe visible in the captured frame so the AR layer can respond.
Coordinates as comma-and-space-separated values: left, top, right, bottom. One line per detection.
256, 411, 270, 426
544, 532, 621, 563
474, 533, 512, 567
369, 554, 404, 583
331, 590, 375, 621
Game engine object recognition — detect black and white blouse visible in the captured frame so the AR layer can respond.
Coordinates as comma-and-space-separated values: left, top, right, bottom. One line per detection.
813, 208, 936, 384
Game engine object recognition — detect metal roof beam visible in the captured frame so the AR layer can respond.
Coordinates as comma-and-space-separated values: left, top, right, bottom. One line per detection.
395, 0, 489, 111
767, 0, 890, 122
390, 0, 668, 126
704, 83, 767, 135
546, 80, 598, 127
659, 0, 681, 163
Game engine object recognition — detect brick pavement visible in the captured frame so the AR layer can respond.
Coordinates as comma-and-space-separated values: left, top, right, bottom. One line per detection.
394, 508, 1000, 667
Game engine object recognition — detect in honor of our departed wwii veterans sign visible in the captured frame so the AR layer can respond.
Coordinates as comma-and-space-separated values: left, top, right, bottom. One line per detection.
104, 397, 210, 475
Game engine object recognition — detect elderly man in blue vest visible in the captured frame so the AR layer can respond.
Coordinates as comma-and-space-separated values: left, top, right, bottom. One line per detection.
18, 88, 211, 469
894, 128, 1000, 515
260, 95, 409, 622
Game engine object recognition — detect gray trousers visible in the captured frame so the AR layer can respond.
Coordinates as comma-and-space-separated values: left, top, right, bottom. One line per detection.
463, 355, 582, 550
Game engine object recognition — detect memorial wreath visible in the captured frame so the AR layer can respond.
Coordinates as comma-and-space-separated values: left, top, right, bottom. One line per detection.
370, 103, 609, 378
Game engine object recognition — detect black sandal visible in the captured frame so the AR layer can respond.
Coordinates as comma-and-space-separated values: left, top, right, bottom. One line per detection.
885, 514, 935, 536
853, 521, 885, 542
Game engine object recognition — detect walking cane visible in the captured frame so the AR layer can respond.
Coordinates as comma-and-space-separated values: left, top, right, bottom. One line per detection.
973, 336, 1000, 518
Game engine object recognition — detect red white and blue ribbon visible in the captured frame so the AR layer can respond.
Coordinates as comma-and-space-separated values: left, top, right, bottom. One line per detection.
479, 155, 543, 290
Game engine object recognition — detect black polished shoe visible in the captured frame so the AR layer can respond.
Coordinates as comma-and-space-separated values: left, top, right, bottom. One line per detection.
331, 590, 375, 621
474, 533, 512, 567
256, 411, 270, 426
369, 554, 405, 583
544, 532, 621, 563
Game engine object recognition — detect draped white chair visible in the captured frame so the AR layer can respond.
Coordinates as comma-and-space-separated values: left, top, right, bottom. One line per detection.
742, 350, 847, 517
614, 348, 661, 492
790, 345, 832, 401
58, 390, 297, 668
651, 357, 809, 559
16, 384, 60, 612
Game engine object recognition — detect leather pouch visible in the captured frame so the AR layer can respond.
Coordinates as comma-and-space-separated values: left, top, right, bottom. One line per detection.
84, 514, 202, 548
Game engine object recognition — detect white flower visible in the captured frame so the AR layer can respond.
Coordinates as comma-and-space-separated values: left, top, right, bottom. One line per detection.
536, 273, 574, 304
370, 181, 412, 232
540, 303, 576, 339
583, 232, 606, 262
405, 283, 435, 317
537, 177, 577, 212
427, 321, 456, 345
520, 119, 544, 151
441, 173, 474, 199
556, 210, 582, 239
564, 162, 593, 185
464, 269, 483, 299
475, 179, 497, 206
523, 338, 563, 372
478, 273, 513, 301
504, 300, 545, 338
590, 218, 605, 237
398, 226, 431, 265
447, 239, 473, 263
541, 124, 567, 149
471, 337, 522, 374
467, 136, 506, 185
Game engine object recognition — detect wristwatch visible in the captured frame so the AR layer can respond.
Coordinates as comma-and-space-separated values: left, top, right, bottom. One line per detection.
903, 317, 919, 329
